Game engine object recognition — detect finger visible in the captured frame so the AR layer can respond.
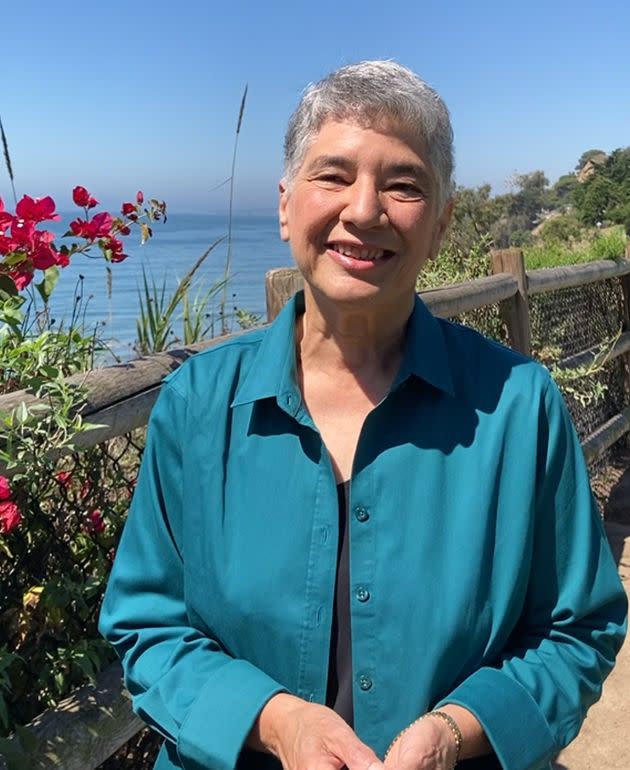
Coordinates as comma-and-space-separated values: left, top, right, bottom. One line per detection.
338, 740, 385, 770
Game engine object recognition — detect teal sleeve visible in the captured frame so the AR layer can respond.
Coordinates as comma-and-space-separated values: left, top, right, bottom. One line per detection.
98, 382, 286, 770
437, 377, 628, 770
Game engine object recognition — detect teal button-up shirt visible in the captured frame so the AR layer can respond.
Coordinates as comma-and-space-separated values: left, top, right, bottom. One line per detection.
99, 292, 627, 770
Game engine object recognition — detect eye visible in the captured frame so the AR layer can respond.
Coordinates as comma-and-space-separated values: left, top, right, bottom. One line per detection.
388, 182, 424, 199
316, 173, 349, 185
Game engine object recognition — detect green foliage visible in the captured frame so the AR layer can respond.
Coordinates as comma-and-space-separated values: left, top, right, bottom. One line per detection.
549, 174, 579, 209
573, 146, 630, 226
135, 237, 225, 355
523, 227, 626, 269
0, 268, 142, 736
538, 214, 582, 245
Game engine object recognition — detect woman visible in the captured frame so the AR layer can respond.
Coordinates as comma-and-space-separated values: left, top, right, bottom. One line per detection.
100, 61, 627, 770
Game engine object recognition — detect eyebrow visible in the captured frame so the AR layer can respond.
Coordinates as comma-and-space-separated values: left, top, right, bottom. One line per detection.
304, 155, 353, 173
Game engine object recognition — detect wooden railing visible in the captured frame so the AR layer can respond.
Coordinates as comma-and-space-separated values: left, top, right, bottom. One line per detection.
2, 247, 630, 768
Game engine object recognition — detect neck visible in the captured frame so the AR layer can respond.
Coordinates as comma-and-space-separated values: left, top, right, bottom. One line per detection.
297, 286, 414, 377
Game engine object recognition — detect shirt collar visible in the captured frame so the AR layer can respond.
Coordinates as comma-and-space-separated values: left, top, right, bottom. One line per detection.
231, 290, 454, 408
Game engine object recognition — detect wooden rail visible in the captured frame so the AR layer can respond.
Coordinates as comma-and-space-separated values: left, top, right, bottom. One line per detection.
0, 663, 141, 770
2, 249, 630, 767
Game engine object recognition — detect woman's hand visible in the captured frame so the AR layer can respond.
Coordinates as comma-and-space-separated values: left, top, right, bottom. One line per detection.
249, 693, 384, 770
383, 715, 458, 770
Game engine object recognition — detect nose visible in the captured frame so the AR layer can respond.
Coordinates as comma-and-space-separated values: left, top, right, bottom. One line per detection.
339, 179, 388, 229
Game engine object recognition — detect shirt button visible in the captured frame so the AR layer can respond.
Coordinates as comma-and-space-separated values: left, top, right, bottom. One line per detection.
354, 506, 370, 522
359, 674, 373, 691
355, 586, 370, 602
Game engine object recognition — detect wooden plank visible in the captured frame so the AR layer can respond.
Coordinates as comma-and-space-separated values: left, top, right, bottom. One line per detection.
527, 259, 630, 296
265, 268, 304, 321
582, 406, 630, 465
0, 662, 143, 770
421, 273, 517, 317
491, 248, 532, 356
264, 266, 517, 320
0, 332, 256, 473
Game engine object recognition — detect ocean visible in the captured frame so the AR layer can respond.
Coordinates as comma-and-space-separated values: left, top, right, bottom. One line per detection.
43, 213, 294, 361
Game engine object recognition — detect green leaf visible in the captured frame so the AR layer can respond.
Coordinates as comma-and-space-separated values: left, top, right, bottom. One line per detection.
0, 275, 18, 296
0, 694, 8, 729
34, 266, 60, 304
15, 724, 37, 753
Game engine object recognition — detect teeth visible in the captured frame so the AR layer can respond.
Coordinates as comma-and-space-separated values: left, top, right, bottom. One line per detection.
332, 244, 387, 261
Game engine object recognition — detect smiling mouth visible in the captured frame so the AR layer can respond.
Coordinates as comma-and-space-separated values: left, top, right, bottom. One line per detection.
328, 243, 395, 261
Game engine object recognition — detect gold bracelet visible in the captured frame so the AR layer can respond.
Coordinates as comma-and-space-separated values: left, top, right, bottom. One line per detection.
384, 710, 463, 767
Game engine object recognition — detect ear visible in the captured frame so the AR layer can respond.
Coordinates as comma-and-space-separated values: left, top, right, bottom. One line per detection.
429, 197, 454, 260
278, 180, 290, 242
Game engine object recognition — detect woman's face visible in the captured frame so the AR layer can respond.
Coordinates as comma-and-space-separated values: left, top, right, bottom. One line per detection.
279, 118, 452, 310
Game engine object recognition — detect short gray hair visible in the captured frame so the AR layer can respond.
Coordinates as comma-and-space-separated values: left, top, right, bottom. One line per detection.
283, 60, 455, 209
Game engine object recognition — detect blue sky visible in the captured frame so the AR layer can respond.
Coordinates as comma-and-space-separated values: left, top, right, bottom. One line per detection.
3, 0, 629, 214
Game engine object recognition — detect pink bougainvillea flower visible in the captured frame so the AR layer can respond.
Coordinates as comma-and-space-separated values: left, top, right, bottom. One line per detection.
0, 476, 11, 501
15, 195, 60, 224
10, 217, 35, 248
30, 230, 60, 270
0, 234, 18, 255
0, 501, 22, 534
104, 236, 127, 263
56, 471, 73, 488
8, 266, 33, 291
136, 191, 144, 205
70, 212, 114, 241
0, 201, 13, 232
86, 509, 106, 534
72, 186, 99, 209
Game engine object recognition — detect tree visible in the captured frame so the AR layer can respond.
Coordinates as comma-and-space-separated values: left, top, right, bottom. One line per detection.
549, 174, 578, 208
575, 149, 606, 172
572, 146, 630, 225
509, 171, 552, 224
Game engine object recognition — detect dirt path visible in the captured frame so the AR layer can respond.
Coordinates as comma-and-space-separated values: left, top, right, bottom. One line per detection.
552, 518, 630, 769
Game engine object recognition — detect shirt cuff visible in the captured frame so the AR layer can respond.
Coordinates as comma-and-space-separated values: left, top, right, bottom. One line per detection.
436, 667, 556, 770
177, 658, 286, 770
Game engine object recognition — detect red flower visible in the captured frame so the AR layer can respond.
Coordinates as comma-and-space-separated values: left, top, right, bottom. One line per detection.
10, 217, 35, 248
0, 501, 22, 534
56, 471, 73, 488
121, 202, 136, 217
72, 186, 99, 209
70, 212, 114, 241
103, 236, 127, 263
136, 191, 144, 205
15, 195, 60, 224
8, 266, 33, 290
0, 476, 10, 501
0, 234, 18, 255
86, 509, 106, 534
0, 199, 13, 232
30, 231, 59, 270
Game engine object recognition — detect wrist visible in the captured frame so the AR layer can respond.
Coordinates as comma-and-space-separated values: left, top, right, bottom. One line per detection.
384, 710, 462, 769
249, 692, 303, 756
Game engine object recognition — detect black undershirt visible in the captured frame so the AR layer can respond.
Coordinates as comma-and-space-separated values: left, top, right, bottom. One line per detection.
325, 481, 354, 727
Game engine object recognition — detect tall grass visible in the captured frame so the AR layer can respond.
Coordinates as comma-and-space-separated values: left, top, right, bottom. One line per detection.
135, 236, 226, 355
219, 85, 248, 334
523, 227, 627, 270
0, 114, 17, 205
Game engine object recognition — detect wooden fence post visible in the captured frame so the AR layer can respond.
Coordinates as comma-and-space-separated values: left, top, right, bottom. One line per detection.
491, 248, 532, 356
265, 268, 304, 321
